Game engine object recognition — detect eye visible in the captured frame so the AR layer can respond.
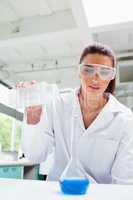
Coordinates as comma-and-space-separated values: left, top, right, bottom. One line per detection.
80, 64, 95, 76
84, 65, 94, 72
100, 68, 112, 76
81, 66, 89, 72
84, 68, 89, 72
81, 68, 89, 75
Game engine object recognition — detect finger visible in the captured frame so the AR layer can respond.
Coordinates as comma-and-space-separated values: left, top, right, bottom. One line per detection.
31, 80, 37, 85
16, 82, 24, 88
22, 81, 31, 88
21, 80, 36, 88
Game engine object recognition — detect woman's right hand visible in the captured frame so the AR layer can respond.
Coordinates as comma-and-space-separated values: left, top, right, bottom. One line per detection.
16, 80, 43, 125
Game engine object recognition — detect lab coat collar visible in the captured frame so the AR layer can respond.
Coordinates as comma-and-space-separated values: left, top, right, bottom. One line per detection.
73, 87, 125, 115
72, 88, 125, 133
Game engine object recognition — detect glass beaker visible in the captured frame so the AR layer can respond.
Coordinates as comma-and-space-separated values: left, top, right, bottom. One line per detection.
15, 82, 58, 109
14, 82, 59, 125
16, 82, 41, 109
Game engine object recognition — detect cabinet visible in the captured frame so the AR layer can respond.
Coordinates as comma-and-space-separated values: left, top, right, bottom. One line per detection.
0, 166, 23, 179
0, 162, 39, 180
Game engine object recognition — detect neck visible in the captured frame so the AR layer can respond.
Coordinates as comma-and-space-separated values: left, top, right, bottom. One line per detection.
79, 87, 107, 113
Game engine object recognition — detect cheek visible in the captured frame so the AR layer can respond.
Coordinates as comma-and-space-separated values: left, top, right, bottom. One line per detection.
80, 75, 110, 90
80, 75, 91, 85
80, 78, 91, 89
100, 80, 110, 89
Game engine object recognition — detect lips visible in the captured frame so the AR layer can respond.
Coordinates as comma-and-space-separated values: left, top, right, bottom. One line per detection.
89, 85, 100, 90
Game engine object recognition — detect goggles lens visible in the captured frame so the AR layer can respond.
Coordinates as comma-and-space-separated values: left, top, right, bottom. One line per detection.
80, 64, 116, 80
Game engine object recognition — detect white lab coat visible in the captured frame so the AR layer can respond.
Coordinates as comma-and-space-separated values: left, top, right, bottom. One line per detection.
21, 87, 133, 184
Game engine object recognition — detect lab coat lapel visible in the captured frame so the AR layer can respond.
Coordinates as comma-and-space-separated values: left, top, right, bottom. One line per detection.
72, 90, 123, 135
85, 94, 124, 134
72, 89, 85, 132
85, 102, 114, 134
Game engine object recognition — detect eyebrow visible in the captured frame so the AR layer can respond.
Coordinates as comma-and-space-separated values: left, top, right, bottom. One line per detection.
83, 64, 112, 69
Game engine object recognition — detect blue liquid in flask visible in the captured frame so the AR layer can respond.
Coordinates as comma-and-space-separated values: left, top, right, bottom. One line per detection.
60, 178, 90, 195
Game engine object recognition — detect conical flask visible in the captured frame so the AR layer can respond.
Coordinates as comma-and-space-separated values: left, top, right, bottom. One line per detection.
59, 116, 90, 195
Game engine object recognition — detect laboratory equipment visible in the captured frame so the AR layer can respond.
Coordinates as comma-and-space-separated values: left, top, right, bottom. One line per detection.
16, 82, 57, 109
59, 116, 90, 195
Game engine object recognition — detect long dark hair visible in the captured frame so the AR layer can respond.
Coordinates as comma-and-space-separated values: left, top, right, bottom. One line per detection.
79, 43, 117, 95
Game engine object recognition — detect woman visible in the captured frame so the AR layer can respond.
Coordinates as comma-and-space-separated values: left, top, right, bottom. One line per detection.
21, 43, 133, 184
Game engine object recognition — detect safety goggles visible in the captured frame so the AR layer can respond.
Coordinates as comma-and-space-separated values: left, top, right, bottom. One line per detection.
79, 63, 116, 80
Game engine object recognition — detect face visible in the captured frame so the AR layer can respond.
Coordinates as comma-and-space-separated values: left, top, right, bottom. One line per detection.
79, 53, 114, 95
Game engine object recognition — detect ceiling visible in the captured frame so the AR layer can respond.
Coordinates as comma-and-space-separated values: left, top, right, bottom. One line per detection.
0, 0, 133, 87
0, 0, 70, 22
0, 0, 91, 87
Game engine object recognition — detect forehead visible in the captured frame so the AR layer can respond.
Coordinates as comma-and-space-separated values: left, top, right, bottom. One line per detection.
82, 53, 113, 67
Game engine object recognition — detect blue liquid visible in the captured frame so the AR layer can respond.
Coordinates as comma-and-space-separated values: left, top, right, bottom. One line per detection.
59, 178, 90, 195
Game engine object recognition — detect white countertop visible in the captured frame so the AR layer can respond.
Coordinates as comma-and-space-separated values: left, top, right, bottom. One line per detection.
0, 178, 133, 200
0, 159, 38, 166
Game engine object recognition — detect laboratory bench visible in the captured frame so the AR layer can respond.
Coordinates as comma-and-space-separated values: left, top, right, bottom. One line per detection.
0, 178, 133, 200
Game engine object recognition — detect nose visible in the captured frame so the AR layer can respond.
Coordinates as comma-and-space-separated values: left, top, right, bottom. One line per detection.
92, 71, 100, 80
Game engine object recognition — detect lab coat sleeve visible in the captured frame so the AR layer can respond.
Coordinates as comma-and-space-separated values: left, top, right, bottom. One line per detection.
111, 113, 133, 184
21, 100, 55, 163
